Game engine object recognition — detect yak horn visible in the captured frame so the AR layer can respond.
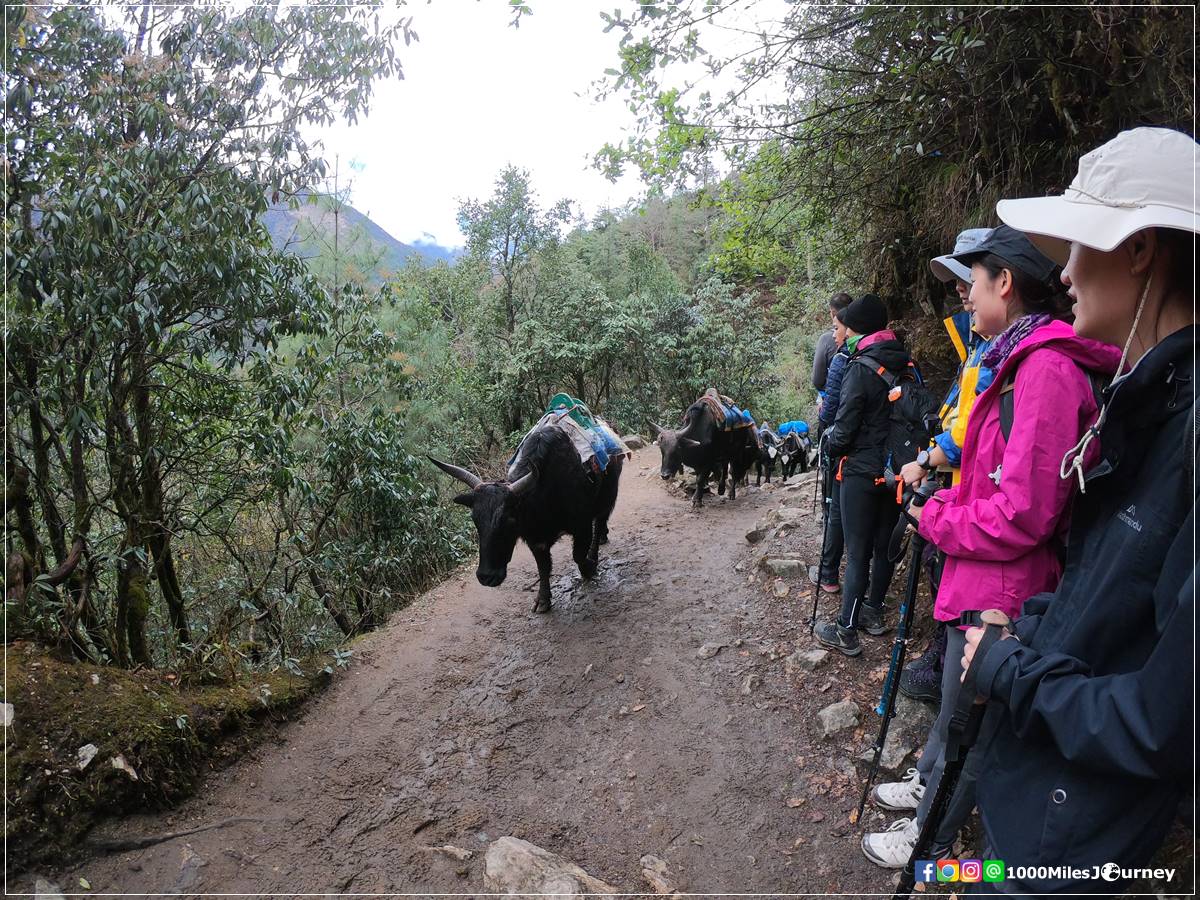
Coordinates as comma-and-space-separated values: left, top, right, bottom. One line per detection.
428, 456, 483, 490
508, 467, 538, 497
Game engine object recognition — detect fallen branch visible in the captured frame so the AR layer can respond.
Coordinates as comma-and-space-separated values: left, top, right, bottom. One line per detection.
86, 815, 264, 852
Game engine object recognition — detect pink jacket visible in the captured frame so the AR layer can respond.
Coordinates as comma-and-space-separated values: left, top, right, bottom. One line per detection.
919, 320, 1121, 624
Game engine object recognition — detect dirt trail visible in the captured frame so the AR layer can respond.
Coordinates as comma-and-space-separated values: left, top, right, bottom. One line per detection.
33, 451, 912, 894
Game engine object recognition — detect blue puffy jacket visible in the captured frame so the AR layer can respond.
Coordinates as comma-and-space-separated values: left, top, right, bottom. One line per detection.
818, 347, 851, 429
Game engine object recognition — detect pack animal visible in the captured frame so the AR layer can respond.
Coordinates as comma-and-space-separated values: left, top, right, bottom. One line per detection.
429, 426, 622, 613
780, 431, 814, 480
653, 401, 759, 508
756, 429, 782, 485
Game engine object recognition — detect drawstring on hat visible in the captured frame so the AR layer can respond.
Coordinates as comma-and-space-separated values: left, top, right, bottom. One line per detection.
1059, 271, 1154, 492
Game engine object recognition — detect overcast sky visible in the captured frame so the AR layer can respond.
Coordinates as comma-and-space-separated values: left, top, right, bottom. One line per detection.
308, 2, 651, 249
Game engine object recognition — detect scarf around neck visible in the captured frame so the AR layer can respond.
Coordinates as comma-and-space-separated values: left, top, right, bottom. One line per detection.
982, 313, 1052, 371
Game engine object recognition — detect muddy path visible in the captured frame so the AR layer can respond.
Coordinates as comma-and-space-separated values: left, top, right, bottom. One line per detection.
32, 450, 925, 894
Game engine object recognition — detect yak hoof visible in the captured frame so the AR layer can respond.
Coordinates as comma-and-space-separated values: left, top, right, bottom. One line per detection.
533, 594, 552, 614
597, 531, 610, 546
578, 559, 598, 580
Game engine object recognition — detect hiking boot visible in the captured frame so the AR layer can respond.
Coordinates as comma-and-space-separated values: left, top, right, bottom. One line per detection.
814, 621, 861, 657
860, 816, 919, 868
858, 604, 890, 636
899, 661, 942, 703
904, 639, 942, 674
870, 768, 925, 811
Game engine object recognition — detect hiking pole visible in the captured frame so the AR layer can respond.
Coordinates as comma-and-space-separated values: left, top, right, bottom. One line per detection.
855, 481, 936, 821
811, 431, 823, 518
893, 608, 1013, 899
807, 448, 834, 636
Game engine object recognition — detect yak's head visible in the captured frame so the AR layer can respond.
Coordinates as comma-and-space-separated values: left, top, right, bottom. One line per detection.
429, 457, 537, 587
650, 423, 699, 481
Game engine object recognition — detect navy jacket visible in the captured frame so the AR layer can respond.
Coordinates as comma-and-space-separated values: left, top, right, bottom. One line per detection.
818, 348, 850, 429
975, 326, 1196, 895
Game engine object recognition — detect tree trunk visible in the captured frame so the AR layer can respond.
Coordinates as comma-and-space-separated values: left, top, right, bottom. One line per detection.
132, 335, 191, 647
310, 570, 354, 636
76, 560, 114, 663
117, 552, 152, 668
24, 354, 67, 566
4, 462, 41, 580
107, 352, 148, 668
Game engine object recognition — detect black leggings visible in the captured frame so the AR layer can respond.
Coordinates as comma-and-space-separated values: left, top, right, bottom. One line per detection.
818, 464, 844, 584
837, 474, 902, 627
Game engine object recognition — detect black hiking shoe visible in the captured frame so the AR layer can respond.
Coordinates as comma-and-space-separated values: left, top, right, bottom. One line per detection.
899, 661, 942, 703
814, 621, 861, 657
859, 604, 890, 637
904, 639, 942, 674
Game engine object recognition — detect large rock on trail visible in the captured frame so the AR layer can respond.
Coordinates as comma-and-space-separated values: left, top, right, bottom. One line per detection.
765, 507, 807, 529
622, 434, 647, 450
854, 692, 936, 776
484, 836, 618, 894
640, 853, 681, 893
760, 556, 805, 577
817, 699, 860, 739
784, 647, 829, 674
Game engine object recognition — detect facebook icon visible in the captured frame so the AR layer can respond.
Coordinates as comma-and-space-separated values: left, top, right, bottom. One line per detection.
914, 861, 937, 883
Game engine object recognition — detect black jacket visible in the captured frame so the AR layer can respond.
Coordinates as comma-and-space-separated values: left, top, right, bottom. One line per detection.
974, 326, 1196, 895
825, 335, 913, 479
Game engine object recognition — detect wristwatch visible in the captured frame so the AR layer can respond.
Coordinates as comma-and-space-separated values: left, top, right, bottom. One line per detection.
915, 449, 935, 471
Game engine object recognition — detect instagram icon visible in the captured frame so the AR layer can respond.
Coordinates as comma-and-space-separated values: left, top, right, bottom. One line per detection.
960, 860, 983, 883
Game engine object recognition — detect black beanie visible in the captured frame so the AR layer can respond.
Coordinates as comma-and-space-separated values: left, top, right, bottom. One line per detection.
842, 293, 888, 335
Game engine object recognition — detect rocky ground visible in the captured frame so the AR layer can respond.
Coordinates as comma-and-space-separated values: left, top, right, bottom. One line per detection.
11, 450, 976, 895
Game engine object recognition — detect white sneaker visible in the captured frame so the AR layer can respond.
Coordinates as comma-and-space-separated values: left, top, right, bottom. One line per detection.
860, 816, 919, 868
870, 767, 924, 811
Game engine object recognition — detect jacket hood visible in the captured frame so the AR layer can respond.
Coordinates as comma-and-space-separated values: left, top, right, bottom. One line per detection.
854, 331, 910, 371
992, 319, 1121, 386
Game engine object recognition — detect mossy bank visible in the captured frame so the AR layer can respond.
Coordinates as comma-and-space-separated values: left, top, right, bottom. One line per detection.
3, 641, 335, 873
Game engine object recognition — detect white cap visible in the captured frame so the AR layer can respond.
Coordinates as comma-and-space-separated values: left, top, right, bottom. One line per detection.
929, 227, 991, 283
997, 127, 1199, 265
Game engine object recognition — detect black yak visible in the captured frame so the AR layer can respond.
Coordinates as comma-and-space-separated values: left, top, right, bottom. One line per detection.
430, 426, 622, 613
653, 400, 758, 508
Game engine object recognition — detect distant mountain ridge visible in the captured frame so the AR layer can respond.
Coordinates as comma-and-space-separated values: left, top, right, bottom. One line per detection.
262, 195, 460, 283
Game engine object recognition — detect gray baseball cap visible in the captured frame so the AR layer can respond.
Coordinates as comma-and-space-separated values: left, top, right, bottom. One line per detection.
929, 227, 991, 284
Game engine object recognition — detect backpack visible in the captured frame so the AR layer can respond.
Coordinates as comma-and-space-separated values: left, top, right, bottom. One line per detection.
854, 355, 941, 485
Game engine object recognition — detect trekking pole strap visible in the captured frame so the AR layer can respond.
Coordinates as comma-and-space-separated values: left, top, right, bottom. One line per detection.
888, 480, 937, 563
945, 609, 1011, 762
